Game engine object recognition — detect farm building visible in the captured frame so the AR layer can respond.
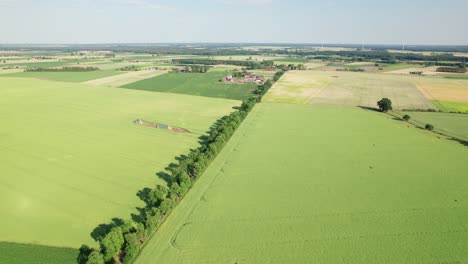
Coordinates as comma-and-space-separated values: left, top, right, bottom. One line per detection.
224, 72, 264, 84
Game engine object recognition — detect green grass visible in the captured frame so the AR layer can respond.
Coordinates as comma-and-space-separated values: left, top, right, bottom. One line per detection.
435, 100, 468, 112
122, 71, 257, 100
135, 103, 468, 264
1, 61, 75, 68
380, 63, 423, 72
274, 57, 307, 65
444, 74, 468, 80
1, 70, 124, 82
0, 242, 77, 264
0, 77, 239, 249
398, 111, 468, 141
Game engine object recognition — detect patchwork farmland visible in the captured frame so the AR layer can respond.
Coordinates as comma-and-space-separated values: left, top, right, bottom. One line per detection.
122, 71, 257, 100
1, 44, 467, 264
135, 102, 468, 264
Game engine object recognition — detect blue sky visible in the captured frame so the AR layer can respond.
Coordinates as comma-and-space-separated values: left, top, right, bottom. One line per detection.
0, 0, 467, 44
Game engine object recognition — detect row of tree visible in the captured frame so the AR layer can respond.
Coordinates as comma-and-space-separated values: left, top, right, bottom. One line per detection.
26, 66, 99, 72
436, 67, 467, 73
79, 69, 286, 264
171, 59, 275, 69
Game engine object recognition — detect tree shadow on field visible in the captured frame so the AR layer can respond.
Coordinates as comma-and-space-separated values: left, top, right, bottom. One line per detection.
131, 207, 147, 224
90, 218, 125, 242
358, 105, 381, 112
137, 187, 153, 206
156, 171, 172, 184
449, 137, 468, 147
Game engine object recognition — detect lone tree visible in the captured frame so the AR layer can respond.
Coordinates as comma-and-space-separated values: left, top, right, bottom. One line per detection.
377, 98, 393, 112
402, 114, 411, 121
425, 124, 434, 131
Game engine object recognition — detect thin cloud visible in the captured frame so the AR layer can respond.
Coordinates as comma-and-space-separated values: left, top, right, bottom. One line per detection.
218, 0, 273, 5
121, 0, 167, 9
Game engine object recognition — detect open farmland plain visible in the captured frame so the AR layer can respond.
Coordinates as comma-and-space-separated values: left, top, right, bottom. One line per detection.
0, 70, 125, 83
264, 71, 434, 109
83, 70, 168, 87
135, 102, 468, 264
415, 77, 468, 112
0, 77, 239, 262
122, 71, 257, 100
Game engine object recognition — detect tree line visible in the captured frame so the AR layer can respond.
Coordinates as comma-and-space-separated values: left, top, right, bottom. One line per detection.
26, 66, 99, 72
172, 59, 275, 69
79, 70, 286, 264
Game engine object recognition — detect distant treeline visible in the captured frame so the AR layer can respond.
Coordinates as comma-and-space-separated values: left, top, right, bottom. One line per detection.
172, 65, 211, 73
2, 43, 468, 54
300, 50, 467, 63
436, 67, 467, 73
172, 59, 275, 69
78, 70, 286, 264
26, 66, 99, 72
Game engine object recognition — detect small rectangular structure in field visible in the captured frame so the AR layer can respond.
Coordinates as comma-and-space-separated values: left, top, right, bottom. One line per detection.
83, 70, 168, 87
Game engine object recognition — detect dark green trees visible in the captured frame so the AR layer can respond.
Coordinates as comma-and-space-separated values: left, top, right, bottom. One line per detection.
402, 114, 411, 121
101, 227, 124, 262
425, 124, 434, 131
85, 251, 104, 264
377, 98, 393, 112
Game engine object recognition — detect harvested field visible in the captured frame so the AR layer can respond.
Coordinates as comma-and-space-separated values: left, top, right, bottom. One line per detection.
263, 71, 330, 104
385, 66, 441, 75
415, 77, 468, 104
83, 70, 167, 87
135, 103, 468, 264
264, 71, 434, 109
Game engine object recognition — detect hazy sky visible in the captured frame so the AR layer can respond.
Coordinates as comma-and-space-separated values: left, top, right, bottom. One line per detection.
0, 0, 467, 44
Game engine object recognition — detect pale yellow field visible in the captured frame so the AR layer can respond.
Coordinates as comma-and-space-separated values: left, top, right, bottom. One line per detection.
415, 77, 468, 103
263, 71, 331, 104
385, 66, 441, 75
264, 70, 434, 109
0, 59, 60, 65
304, 61, 326, 69
0, 69, 23, 75
83, 70, 168, 87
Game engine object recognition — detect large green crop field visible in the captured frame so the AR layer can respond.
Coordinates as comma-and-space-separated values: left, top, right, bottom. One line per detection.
0, 77, 238, 261
397, 111, 468, 141
1, 70, 124, 82
122, 71, 257, 100
0, 242, 78, 264
135, 102, 468, 263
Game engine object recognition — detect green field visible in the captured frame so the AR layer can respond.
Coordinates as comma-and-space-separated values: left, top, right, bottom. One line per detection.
1, 70, 124, 82
0, 78, 238, 253
443, 74, 468, 80
0, 242, 78, 264
398, 111, 468, 141
435, 100, 468, 112
135, 102, 468, 264
122, 71, 257, 100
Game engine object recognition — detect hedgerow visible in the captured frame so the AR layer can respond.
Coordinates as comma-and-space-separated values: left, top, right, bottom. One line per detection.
79, 70, 286, 264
